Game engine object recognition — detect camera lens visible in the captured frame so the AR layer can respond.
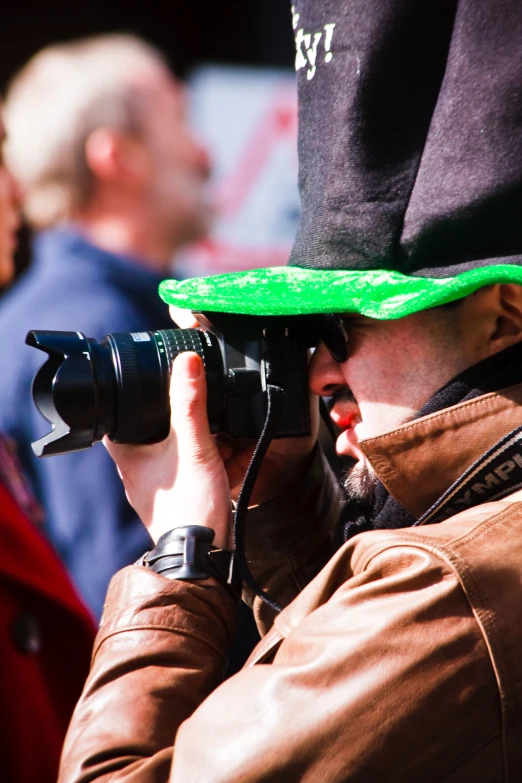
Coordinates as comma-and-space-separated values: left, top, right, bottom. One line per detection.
26, 328, 225, 457
27, 314, 319, 457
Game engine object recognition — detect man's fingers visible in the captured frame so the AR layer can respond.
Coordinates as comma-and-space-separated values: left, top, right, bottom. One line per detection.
170, 352, 215, 459
102, 435, 125, 470
103, 434, 135, 465
169, 306, 200, 328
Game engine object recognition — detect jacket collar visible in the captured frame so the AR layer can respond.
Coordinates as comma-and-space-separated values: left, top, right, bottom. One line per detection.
360, 382, 522, 518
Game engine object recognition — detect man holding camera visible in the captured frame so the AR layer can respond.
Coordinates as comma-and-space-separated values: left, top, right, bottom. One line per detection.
59, 0, 522, 780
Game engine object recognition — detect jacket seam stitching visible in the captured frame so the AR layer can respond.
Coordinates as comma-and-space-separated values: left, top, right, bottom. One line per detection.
357, 503, 522, 570
429, 546, 510, 780
357, 516, 514, 778
94, 623, 229, 661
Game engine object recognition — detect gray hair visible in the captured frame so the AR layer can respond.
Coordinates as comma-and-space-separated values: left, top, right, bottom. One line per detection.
3, 34, 168, 228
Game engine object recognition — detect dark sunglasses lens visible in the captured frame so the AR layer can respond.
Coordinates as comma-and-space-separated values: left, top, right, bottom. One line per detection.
320, 314, 348, 363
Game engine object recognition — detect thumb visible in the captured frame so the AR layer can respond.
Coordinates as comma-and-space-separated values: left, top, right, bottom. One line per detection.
170, 352, 216, 460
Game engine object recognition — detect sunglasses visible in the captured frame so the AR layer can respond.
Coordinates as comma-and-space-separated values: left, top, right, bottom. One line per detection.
319, 313, 350, 363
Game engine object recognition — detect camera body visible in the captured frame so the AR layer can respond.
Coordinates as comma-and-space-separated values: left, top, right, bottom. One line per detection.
26, 312, 320, 457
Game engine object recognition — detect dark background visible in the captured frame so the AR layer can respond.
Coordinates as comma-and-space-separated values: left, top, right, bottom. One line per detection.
0, 0, 295, 91
1, 0, 295, 282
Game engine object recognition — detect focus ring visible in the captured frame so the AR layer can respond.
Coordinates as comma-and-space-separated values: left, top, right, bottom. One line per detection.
114, 335, 142, 440
158, 329, 207, 372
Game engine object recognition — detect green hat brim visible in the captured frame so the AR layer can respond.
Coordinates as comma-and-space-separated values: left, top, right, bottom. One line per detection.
159, 264, 522, 320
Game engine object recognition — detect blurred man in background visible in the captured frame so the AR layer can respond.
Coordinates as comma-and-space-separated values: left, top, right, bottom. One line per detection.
0, 105, 95, 783
0, 34, 212, 617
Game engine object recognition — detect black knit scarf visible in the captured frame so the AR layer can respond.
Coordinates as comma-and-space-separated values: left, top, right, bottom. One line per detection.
337, 341, 522, 544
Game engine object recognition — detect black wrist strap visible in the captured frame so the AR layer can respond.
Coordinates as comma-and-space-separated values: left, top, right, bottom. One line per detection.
137, 525, 241, 600
137, 382, 286, 614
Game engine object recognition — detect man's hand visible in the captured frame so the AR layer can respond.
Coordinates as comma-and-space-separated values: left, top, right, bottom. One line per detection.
104, 308, 320, 549
169, 307, 319, 505
105, 351, 232, 548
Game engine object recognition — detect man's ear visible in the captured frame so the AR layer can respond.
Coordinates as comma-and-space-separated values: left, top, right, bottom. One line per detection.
84, 127, 151, 189
477, 284, 522, 355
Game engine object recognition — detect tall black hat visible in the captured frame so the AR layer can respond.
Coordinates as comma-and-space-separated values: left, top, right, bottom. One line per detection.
160, 0, 522, 318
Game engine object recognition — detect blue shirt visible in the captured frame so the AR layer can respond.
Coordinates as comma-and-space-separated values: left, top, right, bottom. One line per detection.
0, 228, 174, 617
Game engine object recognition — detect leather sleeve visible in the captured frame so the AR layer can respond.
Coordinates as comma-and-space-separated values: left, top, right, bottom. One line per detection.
58, 540, 500, 783
58, 567, 239, 783
243, 445, 344, 633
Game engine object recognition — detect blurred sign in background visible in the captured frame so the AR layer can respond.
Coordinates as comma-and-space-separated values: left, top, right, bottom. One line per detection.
177, 66, 299, 278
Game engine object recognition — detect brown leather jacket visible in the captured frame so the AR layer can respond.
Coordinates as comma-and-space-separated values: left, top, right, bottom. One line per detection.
59, 383, 522, 782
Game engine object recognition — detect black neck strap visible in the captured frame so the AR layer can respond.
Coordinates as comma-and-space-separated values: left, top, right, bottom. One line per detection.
416, 425, 522, 527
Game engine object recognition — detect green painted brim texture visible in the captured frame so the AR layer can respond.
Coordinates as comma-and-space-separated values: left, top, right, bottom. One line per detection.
159, 264, 522, 320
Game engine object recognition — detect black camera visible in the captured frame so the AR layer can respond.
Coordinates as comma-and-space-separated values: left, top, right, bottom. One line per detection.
26, 312, 345, 458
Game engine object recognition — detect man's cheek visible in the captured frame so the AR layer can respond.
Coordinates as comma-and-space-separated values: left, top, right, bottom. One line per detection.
356, 399, 395, 441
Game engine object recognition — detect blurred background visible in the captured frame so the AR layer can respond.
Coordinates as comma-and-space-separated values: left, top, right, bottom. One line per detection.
0, 3, 302, 711
0, 3, 308, 734
1, 0, 299, 285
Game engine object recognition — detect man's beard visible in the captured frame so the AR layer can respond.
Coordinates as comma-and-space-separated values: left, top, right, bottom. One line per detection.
342, 460, 378, 503
326, 387, 379, 504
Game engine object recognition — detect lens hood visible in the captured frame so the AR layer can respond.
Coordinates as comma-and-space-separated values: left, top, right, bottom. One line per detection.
26, 331, 109, 456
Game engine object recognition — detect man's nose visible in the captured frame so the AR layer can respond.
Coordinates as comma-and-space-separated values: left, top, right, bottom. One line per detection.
308, 341, 348, 397
8, 167, 23, 207
189, 136, 212, 181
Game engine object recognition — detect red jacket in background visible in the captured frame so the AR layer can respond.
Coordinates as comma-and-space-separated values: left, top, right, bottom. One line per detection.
0, 480, 96, 783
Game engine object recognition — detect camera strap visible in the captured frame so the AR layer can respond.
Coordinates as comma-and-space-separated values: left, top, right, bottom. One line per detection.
233, 383, 285, 614
415, 424, 522, 527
